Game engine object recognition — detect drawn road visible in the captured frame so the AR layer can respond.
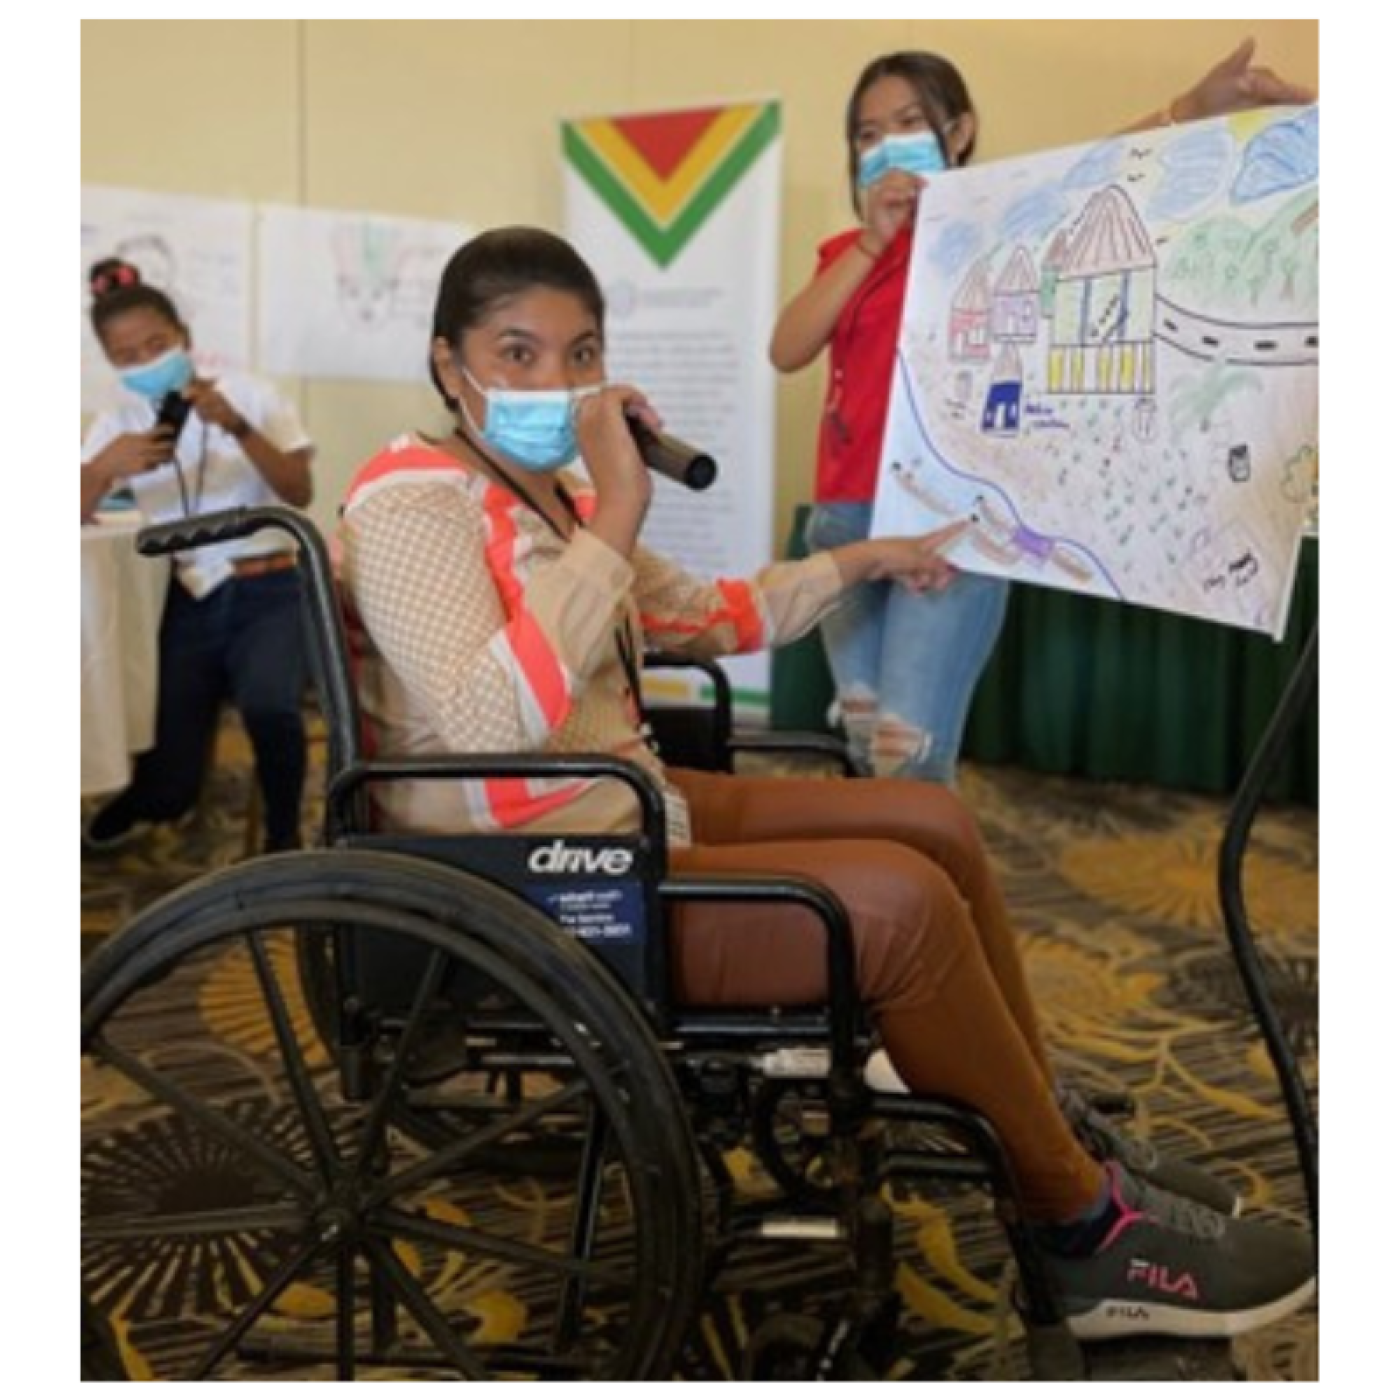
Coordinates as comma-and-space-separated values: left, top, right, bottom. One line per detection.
1155, 296, 1318, 367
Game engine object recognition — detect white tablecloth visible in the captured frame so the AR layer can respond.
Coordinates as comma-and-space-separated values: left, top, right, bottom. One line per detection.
81, 514, 169, 797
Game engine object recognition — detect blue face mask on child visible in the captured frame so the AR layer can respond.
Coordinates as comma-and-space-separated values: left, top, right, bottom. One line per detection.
857, 130, 948, 190
459, 365, 602, 472
119, 346, 195, 401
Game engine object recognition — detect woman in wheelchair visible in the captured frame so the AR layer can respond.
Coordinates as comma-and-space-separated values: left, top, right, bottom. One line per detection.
336, 226, 1313, 1344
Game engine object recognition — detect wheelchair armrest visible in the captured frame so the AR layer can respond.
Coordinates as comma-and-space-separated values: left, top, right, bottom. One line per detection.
726, 730, 858, 776
325, 753, 669, 854
658, 872, 862, 1109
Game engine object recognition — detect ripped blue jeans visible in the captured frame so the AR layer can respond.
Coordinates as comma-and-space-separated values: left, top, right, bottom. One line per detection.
805, 502, 1010, 785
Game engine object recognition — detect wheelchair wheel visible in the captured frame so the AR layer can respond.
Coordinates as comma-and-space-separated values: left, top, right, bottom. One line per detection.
292, 918, 582, 1178
82, 850, 704, 1380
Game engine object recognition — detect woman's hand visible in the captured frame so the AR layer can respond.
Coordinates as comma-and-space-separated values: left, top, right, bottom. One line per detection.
183, 377, 313, 506
572, 383, 656, 557
92, 429, 174, 483
862, 168, 925, 254
80, 430, 172, 520
185, 378, 250, 437
833, 518, 971, 594
1173, 38, 1316, 123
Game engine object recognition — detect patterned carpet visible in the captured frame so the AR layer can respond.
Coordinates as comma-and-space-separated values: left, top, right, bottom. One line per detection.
81, 728, 1318, 1381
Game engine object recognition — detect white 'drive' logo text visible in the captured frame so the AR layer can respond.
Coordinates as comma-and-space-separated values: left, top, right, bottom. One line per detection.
526, 839, 635, 877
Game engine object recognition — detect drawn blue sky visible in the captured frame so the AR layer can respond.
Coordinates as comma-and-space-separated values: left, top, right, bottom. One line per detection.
1000, 187, 1070, 245
1147, 125, 1234, 223
1232, 106, 1318, 203
928, 220, 983, 278
1061, 139, 1125, 190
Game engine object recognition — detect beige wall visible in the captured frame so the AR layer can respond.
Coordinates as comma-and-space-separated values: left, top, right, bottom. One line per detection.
82, 18, 1318, 541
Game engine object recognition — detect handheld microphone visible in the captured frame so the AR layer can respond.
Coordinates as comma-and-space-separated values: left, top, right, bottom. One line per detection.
154, 391, 192, 442
628, 418, 718, 492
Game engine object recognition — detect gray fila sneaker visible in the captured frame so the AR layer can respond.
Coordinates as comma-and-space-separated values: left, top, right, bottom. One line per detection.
1058, 1085, 1242, 1218
1043, 1163, 1316, 1341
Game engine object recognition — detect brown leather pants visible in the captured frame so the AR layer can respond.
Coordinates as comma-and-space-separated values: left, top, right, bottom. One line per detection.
667, 768, 1103, 1220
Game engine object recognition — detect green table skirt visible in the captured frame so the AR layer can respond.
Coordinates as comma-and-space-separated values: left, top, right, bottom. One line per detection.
770, 509, 1318, 806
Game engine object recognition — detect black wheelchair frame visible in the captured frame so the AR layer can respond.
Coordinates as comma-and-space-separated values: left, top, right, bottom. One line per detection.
81, 504, 1094, 1381
641, 648, 857, 777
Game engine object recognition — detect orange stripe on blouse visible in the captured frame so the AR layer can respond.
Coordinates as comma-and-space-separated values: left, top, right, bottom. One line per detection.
505, 608, 570, 728
481, 482, 573, 729
344, 441, 470, 508
482, 483, 526, 611
481, 775, 588, 830
639, 578, 766, 653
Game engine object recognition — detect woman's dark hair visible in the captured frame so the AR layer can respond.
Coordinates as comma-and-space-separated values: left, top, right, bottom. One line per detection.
845, 51, 977, 214
88, 258, 185, 344
429, 227, 606, 407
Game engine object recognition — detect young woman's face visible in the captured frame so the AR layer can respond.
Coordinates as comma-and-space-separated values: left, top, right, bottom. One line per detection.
438, 286, 605, 412
851, 71, 974, 173
853, 74, 938, 156
99, 305, 187, 369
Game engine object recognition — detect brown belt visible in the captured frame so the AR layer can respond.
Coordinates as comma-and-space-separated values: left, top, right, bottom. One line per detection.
231, 552, 297, 579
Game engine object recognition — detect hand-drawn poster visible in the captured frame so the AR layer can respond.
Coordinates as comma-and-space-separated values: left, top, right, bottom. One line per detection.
870, 106, 1319, 637
257, 205, 470, 381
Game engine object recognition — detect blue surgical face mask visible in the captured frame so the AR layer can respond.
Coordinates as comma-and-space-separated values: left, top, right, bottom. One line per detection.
459, 365, 602, 473
857, 130, 948, 190
119, 345, 194, 402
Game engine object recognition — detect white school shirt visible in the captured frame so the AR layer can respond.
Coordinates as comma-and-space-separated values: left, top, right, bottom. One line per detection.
81, 370, 314, 598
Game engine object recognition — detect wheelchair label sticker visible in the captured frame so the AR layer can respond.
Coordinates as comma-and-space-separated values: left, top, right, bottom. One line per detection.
525, 882, 645, 945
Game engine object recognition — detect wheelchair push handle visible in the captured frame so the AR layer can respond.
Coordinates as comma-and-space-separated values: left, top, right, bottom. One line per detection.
138, 505, 319, 558
138, 505, 361, 777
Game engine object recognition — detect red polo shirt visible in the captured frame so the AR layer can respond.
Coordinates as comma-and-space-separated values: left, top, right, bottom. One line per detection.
812, 224, 913, 504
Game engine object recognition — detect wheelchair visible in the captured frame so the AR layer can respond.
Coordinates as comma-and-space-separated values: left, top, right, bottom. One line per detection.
80, 505, 1183, 1381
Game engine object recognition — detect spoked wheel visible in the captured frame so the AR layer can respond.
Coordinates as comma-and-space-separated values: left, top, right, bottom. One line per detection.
295, 922, 583, 1176
82, 850, 704, 1380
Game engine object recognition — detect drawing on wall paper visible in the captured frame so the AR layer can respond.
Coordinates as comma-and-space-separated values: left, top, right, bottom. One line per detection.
870, 106, 1319, 637
257, 206, 471, 381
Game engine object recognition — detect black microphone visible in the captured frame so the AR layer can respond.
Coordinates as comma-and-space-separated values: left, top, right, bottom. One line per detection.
628, 418, 718, 492
155, 390, 193, 438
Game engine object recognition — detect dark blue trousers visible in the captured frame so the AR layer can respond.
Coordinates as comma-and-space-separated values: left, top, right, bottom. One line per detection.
109, 569, 308, 849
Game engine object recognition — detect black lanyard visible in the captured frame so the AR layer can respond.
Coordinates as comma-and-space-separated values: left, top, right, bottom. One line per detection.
164, 414, 209, 519
452, 429, 651, 729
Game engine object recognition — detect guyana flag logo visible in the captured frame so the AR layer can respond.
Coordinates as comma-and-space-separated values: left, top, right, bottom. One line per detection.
563, 102, 780, 269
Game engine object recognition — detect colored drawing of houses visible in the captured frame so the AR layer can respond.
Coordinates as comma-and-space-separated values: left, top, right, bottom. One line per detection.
949, 258, 992, 361
981, 343, 1025, 435
1046, 185, 1157, 395
1040, 229, 1069, 316
992, 246, 1040, 342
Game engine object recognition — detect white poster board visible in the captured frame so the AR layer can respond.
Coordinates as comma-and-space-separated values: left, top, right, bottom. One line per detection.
257, 205, 470, 381
81, 185, 253, 413
871, 106, 1319, 638
564, 101, 782, 714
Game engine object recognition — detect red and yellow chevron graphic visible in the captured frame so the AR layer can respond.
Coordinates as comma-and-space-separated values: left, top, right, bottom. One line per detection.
563, 101, 779, 268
